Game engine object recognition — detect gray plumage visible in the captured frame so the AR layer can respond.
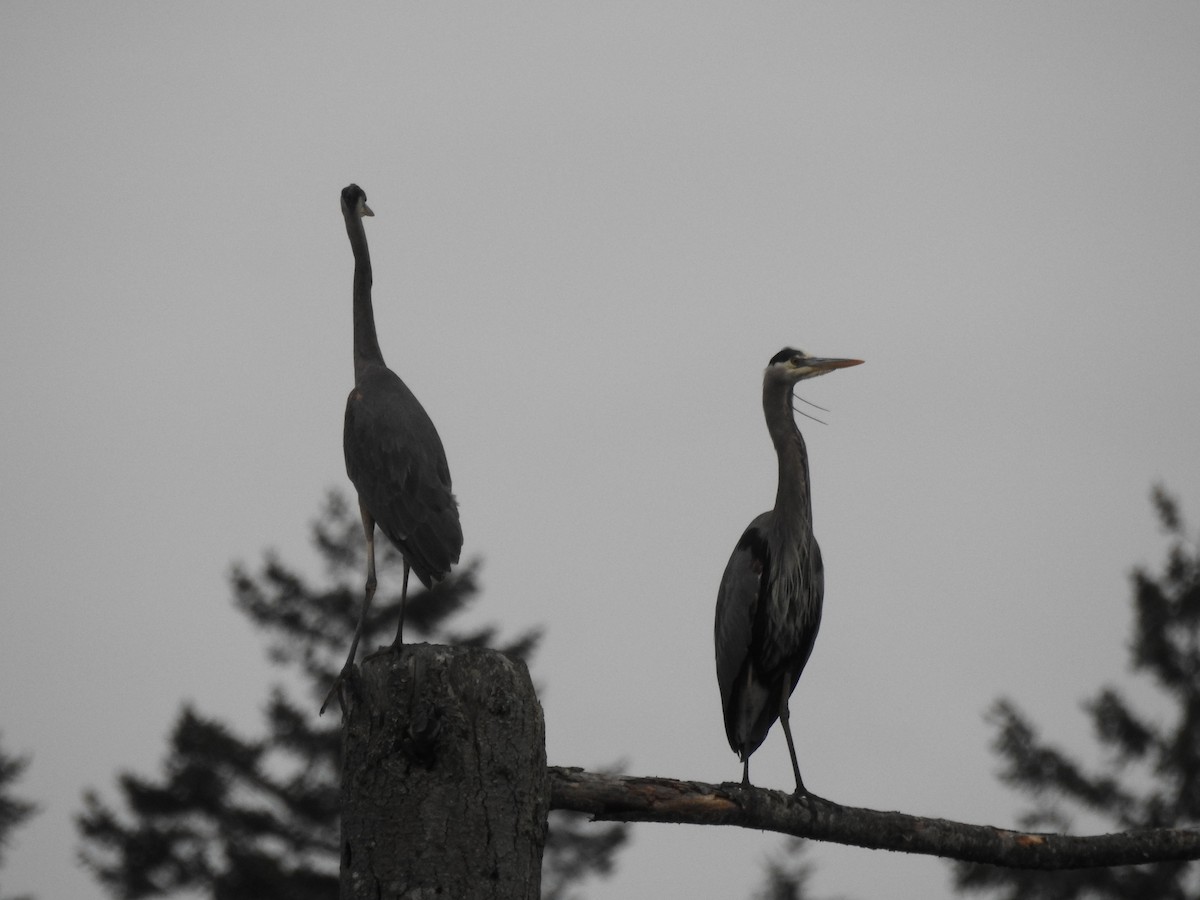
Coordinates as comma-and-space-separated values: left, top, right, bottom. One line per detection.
714, 347, 861, 794
322, 184, 462, 714
344, 364, 461, 584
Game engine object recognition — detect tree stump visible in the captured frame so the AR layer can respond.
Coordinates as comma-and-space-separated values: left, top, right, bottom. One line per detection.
339, 644, 548, 900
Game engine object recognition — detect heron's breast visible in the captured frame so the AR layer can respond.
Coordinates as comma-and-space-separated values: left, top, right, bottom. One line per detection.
760, 550, 821, 658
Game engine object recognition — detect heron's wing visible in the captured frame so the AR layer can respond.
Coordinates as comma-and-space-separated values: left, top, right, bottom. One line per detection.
345, 365, 463, 584
714, 513, 772, 746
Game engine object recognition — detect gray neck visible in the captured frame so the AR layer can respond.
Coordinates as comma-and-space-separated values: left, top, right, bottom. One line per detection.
763, 376, 813, 533
343, 209, 384, 378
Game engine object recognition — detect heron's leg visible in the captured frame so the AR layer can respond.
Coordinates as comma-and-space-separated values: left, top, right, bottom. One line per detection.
388, 560, 410, 647
319, 503, 378, 715
346, 518, 379, 664
778, 687, 808, 797
741, 757, 751, 786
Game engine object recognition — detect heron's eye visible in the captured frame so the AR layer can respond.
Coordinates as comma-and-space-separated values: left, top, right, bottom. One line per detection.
791, 355, 804, 367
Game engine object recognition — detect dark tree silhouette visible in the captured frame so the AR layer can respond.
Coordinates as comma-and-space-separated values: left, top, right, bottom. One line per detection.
954, 487, 1200, 899
77, 492, 626, 899
752, 839, 839, 900
0, 733, 37, 900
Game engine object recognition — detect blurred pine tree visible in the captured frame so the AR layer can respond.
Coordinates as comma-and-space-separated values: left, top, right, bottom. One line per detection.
77, 492, 626, 900
954, 487, 1200, 899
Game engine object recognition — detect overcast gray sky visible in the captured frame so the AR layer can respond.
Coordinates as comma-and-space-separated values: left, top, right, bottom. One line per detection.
2, 5, 1199, 899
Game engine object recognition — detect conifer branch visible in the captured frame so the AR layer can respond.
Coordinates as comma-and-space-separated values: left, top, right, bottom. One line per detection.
548, 767, 1200, 870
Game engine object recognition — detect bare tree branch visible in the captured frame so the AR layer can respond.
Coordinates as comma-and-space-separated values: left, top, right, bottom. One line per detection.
548, 767, 1200, 870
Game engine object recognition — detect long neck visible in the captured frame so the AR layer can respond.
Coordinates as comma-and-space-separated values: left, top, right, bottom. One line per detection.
763, 376, 813, 532
344, 209, 384, 376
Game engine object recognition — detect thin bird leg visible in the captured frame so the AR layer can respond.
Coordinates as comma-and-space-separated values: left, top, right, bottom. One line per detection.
344, 527, 379, 665
319, 504, 379, 715
778, 685, 808, 797
362, 553, 409, 661
741, 757, 751, 787
388, 560, 411, 648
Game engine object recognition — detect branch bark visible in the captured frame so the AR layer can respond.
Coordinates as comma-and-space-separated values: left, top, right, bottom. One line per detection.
548, 767, 1200, 870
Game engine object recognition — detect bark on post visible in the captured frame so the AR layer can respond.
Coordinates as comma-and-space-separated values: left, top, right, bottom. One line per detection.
338, 643, 548, 900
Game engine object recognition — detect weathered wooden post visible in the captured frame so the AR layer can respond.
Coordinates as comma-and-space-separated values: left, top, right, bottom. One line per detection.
338, 644, 548, 899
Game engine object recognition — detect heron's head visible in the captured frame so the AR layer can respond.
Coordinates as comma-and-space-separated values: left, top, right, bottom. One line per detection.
767, 347, 863, 384
341, 184, 374, 219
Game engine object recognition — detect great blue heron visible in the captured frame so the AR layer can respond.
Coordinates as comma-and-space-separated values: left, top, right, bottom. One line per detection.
714, 347, 862, 795
321, 184, 463, 714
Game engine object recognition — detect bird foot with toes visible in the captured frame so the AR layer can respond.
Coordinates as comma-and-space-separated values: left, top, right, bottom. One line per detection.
319, 663, 361, 717
362, 640, 403, 665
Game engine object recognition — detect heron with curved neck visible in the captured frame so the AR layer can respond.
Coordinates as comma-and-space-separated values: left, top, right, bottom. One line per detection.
714, 347, 862, 795
322, 184, 463, 715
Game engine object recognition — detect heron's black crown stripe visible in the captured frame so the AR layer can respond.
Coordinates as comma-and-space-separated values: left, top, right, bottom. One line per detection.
768, 347, 804, 366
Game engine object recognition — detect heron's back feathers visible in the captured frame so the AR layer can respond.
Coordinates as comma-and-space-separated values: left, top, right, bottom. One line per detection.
345, 363, 463, 585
